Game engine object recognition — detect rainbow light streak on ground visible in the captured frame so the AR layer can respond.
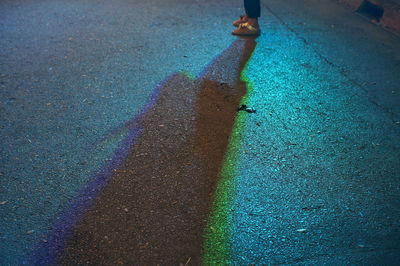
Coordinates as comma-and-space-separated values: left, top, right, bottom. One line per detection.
203, 58, 256, 264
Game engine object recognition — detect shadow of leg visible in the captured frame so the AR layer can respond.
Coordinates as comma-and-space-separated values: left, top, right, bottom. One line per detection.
58, 37, 257, 265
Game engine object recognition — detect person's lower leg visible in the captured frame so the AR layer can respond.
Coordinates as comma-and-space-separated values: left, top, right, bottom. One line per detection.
244, 0, 260, 27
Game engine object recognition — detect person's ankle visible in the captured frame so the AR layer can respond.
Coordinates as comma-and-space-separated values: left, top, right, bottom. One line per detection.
247, 18, 259, 28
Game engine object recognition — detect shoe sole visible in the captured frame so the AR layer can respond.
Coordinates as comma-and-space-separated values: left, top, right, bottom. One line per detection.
231, 31, 260, 36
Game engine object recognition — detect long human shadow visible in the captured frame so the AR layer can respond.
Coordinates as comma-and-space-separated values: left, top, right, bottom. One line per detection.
46, 37, 256, 265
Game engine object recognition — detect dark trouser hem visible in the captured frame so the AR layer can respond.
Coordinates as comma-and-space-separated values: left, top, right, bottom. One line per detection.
244, 0, 261, 18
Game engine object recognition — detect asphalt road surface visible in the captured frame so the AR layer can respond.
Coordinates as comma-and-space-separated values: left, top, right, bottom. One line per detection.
1, 0, 400, 265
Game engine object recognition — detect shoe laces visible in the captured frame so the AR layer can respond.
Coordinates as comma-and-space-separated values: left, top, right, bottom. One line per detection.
239, 22, 257, 31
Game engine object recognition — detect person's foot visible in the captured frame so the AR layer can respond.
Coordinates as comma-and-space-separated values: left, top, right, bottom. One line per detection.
232, 22, 260, 36
233, 15, 248, 27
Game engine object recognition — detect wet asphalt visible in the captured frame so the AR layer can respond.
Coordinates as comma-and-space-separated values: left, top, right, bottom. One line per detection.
1, 0, 400, 265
